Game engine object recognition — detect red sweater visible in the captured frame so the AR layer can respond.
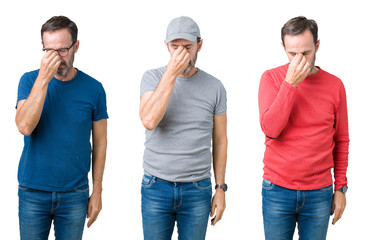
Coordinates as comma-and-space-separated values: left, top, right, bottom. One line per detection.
259, 64, 349, 190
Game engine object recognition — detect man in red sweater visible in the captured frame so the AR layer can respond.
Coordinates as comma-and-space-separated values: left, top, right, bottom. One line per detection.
259, 16, 349, 240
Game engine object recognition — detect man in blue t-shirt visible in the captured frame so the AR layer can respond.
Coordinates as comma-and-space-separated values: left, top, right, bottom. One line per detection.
15, 16, 108, 239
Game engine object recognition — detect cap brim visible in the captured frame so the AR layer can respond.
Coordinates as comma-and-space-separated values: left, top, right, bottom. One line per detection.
166, 33, 198, 43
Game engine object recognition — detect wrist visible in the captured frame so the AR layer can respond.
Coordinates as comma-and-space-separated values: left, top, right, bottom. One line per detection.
285, 78, 298, 87
336, 186, 348, 194
92, 185, 103, 194
215, 188, 225, 193
164, 67, 180, 80
215, 184, 228, 192
37, 76, 52, 86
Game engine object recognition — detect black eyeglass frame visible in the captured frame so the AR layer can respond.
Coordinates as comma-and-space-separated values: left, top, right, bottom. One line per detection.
42, 41, 76, 57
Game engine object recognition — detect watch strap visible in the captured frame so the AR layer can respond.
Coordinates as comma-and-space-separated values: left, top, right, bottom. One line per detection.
215, 184, 228, 192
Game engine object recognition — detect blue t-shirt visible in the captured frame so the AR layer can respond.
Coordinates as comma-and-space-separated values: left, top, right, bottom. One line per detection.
16, 69, 108, 191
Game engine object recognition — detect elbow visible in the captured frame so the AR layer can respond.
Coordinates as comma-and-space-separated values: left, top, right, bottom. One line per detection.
264, 129, 280, 139
16, 118, 33, 136
260, 124, 280, 139
262, 129, 280, 139
260, 115, 281, 139
17, 124, 32, 136
141, 117, 158, 131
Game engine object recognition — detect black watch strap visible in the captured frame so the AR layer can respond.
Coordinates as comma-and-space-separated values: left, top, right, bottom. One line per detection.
215, 184, 228, 192
337, 186, 348, 194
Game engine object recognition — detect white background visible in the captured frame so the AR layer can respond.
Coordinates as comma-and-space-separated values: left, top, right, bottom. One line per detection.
1, 0, 364, 239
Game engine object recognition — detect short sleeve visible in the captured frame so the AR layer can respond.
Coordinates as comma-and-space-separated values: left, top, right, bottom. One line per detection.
214, 81, 227, 115
140, 70, 161, 96
16, 71, 37, 108
92, 85, 109, 121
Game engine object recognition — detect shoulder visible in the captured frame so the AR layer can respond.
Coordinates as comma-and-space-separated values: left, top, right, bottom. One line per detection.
318, 68, 343, 84
197, 69, 225, 88
142, 66, 166, 80
76, 69, 104, 89
262, 64, 288, 78
260, 64, 288, 89
18, 69, 40, 89
20, 69, 40, 81
316, 68, 346, 94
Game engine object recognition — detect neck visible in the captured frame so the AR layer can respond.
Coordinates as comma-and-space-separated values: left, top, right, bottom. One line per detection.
55, 67, 77, 81
309, 66, 319, 75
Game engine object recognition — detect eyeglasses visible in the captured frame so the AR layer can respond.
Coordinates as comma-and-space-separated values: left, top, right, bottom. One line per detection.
42, 41, 76, 57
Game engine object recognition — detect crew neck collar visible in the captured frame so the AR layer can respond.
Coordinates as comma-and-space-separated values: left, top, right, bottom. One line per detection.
177, 68, 200, 80
52, 68, 80, 85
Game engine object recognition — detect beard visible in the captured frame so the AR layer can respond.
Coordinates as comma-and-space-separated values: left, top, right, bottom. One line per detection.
182, 64, 194, 75
309, 53, 316, 73
182, 51, 198, 75
56, 53, 74, 76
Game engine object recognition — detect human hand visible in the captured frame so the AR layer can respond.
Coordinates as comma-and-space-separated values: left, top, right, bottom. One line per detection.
165, 45, 190, 78
210, 190, 226, 226
331, 191, 346, 225
285, 53, 311, 87
87, 192, 102, 228
38, 51, 61, 82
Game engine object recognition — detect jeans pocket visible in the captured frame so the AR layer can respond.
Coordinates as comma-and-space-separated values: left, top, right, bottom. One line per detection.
193, 178, 212, 190
262, 179, 275, 190
18, 185, 31, 191
141, 174, 156, 188
75, 184, 89, 193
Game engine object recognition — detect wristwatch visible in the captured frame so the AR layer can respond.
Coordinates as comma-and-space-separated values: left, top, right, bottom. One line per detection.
337, 186, 348, 194
215, 184, 228, 192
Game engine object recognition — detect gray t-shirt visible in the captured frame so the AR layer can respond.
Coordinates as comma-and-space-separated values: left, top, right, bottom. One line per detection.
140, 66, 227, 182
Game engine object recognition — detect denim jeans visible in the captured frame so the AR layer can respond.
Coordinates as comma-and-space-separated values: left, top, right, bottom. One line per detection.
18, 184, 89, 240
262, 179, 333, 240
141, 174, 212, 240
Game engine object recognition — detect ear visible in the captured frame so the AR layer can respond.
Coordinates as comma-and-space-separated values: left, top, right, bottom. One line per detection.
281, 41, 285, 50
315, 39, 320, 52
74, 40, 80, 53
197, 39, 203, 52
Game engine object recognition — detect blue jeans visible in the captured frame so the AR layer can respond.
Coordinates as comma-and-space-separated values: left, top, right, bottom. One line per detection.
18, 185, 89, 240
141, 174, 212, 240
262, 179, 333, 240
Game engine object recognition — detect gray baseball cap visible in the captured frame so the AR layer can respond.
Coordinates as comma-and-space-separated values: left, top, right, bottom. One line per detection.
166, 16, 201, 43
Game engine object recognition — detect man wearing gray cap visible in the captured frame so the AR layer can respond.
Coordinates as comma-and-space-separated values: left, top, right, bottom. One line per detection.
139, 16, 228, 239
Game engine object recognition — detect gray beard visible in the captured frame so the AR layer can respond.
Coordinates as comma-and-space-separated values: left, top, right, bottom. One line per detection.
56, 62, 73, 76
182, 64, 194, 75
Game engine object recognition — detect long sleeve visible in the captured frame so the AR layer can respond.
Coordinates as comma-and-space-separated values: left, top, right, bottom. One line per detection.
333, 83, 349, 190
258, 69, 297, 139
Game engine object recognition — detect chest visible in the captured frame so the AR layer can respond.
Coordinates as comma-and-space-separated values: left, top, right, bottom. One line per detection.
42, 83, 96, 124
290, 82, 339, 126
161, 81, 217, 127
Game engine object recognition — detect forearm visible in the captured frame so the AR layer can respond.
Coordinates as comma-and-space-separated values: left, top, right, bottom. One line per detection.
333, 130, 349, 190
333, 84, 349, 190
91, 143, 107, 193
140, 71, 177, 130
16, 77, 49, 136
259, 79, 297, 138
213, 138, 227, 185
333, 148, 348, 190
91, 119, 107, 193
